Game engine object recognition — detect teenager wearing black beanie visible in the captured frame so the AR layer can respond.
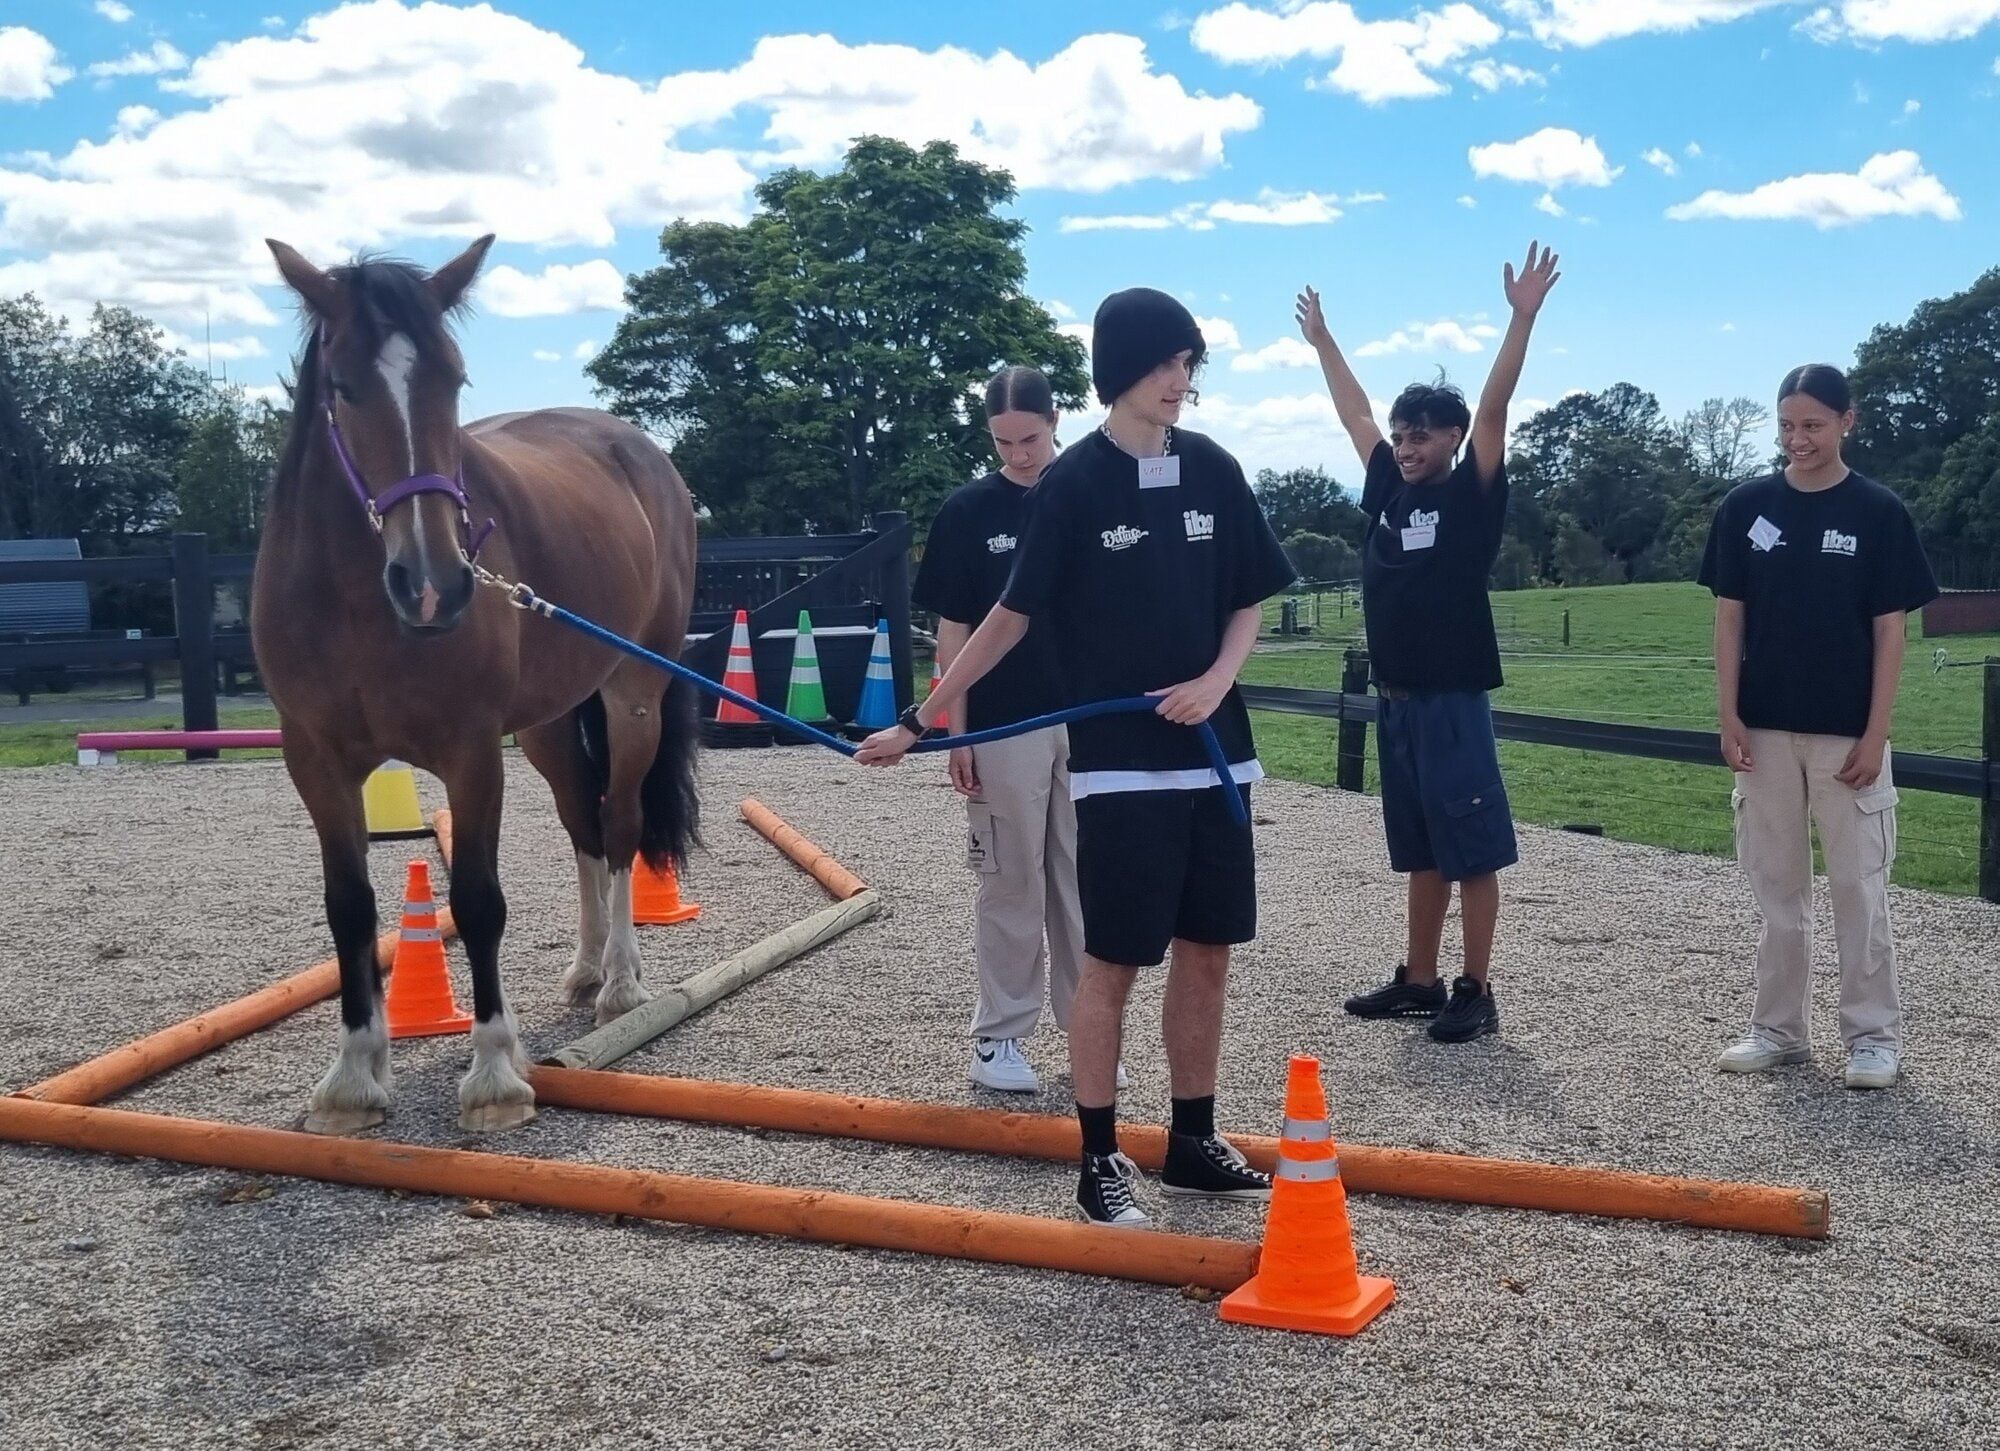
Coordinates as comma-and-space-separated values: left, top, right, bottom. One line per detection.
862, 286, 1297, 1227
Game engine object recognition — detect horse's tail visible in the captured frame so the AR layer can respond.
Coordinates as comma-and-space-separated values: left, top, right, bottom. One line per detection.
637, 671, 701, 873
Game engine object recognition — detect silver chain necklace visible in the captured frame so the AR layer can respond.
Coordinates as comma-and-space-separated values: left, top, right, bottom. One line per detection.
1100, 422, 1173, 459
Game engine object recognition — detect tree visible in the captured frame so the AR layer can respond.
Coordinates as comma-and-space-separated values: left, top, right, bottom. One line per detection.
1254, 466, 1366, 546
590, 137, 1088, 534
1917, 415, 2000, 586
1848, 267, 2000, 491
1678, 396, 1770, 486
1282, 530, 1355, 584
175, 387, 287, 551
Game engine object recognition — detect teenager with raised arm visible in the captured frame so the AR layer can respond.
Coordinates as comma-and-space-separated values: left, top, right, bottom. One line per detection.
859, 288, 1295, 1226
1296, 242, 1560, 1043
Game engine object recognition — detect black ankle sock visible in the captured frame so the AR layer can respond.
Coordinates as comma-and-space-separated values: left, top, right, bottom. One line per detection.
1170, 1094, 1215, 1139
1078, 1103, 1118, 1158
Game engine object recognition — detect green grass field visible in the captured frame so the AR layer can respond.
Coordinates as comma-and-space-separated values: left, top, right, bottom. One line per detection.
1246, 581, 1996, 896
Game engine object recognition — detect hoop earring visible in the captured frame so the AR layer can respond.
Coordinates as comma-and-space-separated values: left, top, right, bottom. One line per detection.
1184, 387, 1200, 407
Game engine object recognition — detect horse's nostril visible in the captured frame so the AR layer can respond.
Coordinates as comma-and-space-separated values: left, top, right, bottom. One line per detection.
383, 560, 416, 607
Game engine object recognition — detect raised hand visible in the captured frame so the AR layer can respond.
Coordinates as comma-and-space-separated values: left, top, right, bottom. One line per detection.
1503, 241, 1561, 317
1294, 285, 1332, 350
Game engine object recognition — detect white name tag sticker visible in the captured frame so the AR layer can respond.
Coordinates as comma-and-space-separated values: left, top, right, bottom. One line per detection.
1137, 455, 1181, 489
1748, 516, 1783, 552
1400, 523, 1437, 551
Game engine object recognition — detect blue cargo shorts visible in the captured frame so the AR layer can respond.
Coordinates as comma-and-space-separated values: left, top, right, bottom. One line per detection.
1376, 688, 1519, 881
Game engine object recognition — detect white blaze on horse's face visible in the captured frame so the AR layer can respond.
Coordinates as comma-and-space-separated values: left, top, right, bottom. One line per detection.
376, 332, 420, 476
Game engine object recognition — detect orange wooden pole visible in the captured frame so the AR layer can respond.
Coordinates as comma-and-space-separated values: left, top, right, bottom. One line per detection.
530, 1067, 1828, 1239
15, 911, 458, 1107
739, 798, 868, 900
0, 1096, 1259, 1291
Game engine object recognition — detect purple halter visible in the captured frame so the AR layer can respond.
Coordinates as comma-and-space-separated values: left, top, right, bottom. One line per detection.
320, 332, 496, 560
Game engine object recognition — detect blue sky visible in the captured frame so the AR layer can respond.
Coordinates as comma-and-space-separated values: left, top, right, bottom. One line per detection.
4, 0, 1997, 480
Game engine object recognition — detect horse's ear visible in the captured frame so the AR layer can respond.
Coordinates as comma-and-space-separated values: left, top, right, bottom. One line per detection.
429, 233, 495, 312
266, 239, 337, 318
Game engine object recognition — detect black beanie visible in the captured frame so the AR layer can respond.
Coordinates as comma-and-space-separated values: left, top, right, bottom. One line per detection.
1090, 287, 1206, 406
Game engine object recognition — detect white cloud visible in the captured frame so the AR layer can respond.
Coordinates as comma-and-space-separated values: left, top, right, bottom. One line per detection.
1468, 127, 1621, 189
1501, 1, 1786, 47
1464, 59, 1546, 90
87, 41, 188, 78
95, 2, 136, 22
0, 27, 72, 101
1666, 150, 1961, 228
1197, 316, 1243, 351
531, 349, 562, 363
480, 260, 627, 317
1190, 1, 1502, 104
572, 339, 596, 359
1720, 321, 1737, 331
1355, 319, 1500, 356
1457, 193, 1478, 207
1046, 298, 1076, 320
160, 329, 268, 362
1903, 98, 1922, 114
113, 104, 158, 135
681, 32, 1260, 191
1061, 187, 1344, 232
1230, 336, 1320, 371
1803, 2, 2000, 42
1534, 191, 1567, 216
243, 382, 289, 405
1685, 140, 1704, 157
1642, 146, 1679, 175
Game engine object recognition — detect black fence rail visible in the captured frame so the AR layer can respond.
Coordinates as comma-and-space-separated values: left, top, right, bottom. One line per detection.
1240, 648, 2000, 903
2, 515, 919, 753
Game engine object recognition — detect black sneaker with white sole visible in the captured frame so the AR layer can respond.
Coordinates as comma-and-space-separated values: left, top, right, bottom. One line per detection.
1343, 963, 1448, 1019
1428, 975, 1499, 1043
1076, 1152, 1150, 1227
1160, 1132, 1272, 1200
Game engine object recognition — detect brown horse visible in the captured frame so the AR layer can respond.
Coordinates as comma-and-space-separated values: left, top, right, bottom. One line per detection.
253, 235, 699, 1134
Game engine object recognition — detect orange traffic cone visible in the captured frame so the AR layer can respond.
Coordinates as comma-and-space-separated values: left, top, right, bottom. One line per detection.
632, 856, 701, 926
1219, 1055, 1395, 1337
716, 609, 761, 725
705, 608, 775, 749
927, 655, 943, 700
384, 859, 473, 1039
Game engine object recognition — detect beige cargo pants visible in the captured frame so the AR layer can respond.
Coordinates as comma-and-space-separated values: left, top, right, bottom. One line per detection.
1732, 730, 1903, 1051
962, 725, 1085, 1041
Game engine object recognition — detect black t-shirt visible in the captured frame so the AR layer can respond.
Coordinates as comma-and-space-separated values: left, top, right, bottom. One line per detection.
911, 471, 1067, 732
1001, 428, 1295, 783
1698, 470, 1938, 739
1359, 441, 1507, 692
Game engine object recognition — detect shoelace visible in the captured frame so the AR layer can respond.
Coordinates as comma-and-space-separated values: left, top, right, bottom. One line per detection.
1092, 1154, 1143, 1218
1201, 1135, 1267, 1181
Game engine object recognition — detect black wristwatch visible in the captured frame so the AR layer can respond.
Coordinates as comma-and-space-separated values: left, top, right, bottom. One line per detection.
897, 703, 936, 738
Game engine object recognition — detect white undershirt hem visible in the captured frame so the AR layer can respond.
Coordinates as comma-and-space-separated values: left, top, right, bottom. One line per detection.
1069, 760, 1264, 801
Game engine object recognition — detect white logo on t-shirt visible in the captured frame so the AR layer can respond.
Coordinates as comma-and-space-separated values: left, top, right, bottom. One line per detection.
986, 533, 1016, 554
1100, 525, 1148, 552
1183, 510, 1215, 542
1409, 508, 1440, 529
1821, 529, 1857, 557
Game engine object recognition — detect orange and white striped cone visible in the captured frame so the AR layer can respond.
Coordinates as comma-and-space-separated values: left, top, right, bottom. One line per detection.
383, 859, 472, 1039
705, 608, 775, 748
1218, 1054, 1395, 1337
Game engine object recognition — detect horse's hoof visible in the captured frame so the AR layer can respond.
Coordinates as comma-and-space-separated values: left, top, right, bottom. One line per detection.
594, 982, 652, 1026
562, 977, 604, 1011
304, 1106, 385, 1135
459, 1101, 537, 1133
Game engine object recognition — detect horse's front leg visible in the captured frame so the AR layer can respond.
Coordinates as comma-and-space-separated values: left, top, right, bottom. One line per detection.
442, 742, 536, 1132
286, 741, 392, 1134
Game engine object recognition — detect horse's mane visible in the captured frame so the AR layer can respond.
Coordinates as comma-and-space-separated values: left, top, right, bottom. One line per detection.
275, 252, 472, 487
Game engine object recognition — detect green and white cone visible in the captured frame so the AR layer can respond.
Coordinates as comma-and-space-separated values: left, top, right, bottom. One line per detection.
786, 610, 829, 722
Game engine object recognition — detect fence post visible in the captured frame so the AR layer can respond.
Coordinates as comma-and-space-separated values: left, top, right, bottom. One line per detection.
872, 510, 915, 714
1982, 657, 1998, 904
1562, 608, 1571, 648
172, 532, 219, 761
1337, 647, 1370, 793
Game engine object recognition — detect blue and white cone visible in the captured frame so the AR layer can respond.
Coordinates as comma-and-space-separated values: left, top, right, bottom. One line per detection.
849, 618, 898, 734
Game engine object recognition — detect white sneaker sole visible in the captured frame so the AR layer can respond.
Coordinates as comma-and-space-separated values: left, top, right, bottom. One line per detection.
1716, 1046, 1812, 1074
969, 1067, 1038, 1093
1159, 1184, 1272, 1201
1074, 1203, 1151, 1229
1844, 1069, 1899, 1090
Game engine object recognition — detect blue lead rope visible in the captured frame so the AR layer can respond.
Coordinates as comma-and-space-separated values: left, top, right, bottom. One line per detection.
509, 586, 1250, 826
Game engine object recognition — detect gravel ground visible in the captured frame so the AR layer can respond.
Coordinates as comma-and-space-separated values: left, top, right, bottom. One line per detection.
1, 747, 1996, 1451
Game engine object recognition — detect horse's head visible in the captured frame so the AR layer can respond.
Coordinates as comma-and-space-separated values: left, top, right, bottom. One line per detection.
267, 234, 495, 632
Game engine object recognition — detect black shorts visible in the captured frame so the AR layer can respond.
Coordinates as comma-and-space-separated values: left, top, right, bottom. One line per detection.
1074, 786, 1256, 967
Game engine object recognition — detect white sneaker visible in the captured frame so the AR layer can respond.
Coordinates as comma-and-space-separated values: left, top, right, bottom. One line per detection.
970, 1037, 1038, 1093
1116, 1061, 1132, 1092
1716, 1030, 1812, 1074
1844, 1045, 1900, 1090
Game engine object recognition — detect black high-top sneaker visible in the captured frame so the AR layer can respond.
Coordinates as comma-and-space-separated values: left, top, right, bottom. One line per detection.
1076, 1152, 1149, 1227
1160, 1132, 1272, 1200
